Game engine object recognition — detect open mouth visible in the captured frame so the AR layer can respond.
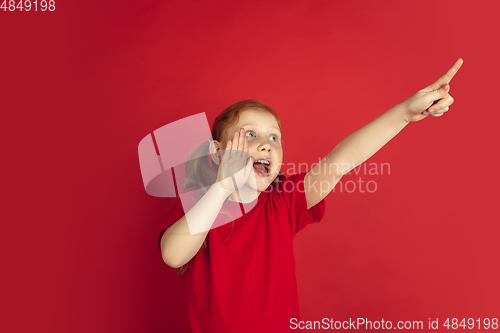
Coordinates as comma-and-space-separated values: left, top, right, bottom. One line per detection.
253, 159, 271, 177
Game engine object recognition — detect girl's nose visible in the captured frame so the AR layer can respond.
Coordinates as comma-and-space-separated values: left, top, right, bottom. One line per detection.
258, 141, 271, 152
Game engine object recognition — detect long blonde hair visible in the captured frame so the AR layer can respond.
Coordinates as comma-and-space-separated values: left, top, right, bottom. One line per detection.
174, 100, 284, 277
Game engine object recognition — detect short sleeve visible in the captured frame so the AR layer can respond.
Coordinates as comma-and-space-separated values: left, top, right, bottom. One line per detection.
279, 173, 326, 234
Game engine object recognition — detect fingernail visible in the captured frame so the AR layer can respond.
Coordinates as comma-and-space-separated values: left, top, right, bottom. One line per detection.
429, 108, 435, 113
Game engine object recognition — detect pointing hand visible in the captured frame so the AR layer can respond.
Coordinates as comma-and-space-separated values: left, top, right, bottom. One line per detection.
402, 58, 463, 122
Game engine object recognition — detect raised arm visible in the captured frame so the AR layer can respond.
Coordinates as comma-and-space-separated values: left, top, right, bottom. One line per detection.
304, 58, 464, 209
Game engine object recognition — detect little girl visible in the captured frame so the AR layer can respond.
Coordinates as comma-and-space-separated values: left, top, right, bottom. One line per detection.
158, 59, 463, 333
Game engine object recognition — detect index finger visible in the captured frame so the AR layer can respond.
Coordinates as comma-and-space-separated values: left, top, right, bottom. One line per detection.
430, 58, 464, 90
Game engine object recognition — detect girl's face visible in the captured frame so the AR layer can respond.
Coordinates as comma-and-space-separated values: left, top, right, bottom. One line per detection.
221, 108, 283, 193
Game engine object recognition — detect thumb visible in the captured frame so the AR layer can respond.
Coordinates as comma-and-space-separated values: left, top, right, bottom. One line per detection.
246, 156, 254, 171
434, 83, 449, 99
247, 156, 254, 167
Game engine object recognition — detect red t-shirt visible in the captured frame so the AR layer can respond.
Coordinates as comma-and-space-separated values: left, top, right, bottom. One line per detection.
158, 173, 326, 333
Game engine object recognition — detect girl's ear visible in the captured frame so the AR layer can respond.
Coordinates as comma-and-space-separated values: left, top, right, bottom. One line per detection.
209, 140, 222, 165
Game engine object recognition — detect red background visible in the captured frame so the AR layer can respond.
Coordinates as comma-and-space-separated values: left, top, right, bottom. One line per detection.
2, 0, 499, 332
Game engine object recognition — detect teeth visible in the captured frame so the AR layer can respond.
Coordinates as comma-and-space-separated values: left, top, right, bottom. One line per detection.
255, 160, 270, 165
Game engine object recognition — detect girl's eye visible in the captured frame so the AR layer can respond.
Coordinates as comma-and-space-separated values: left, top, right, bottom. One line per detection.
270, 135, 278, 141
245, 132, 255, 137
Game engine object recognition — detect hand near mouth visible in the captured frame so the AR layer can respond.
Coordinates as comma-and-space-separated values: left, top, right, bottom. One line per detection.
216, 128, 255, 194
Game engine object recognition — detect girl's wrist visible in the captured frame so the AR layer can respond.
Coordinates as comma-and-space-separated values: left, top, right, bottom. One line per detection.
210, 182, 234, 199
395, 101, 412, 125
